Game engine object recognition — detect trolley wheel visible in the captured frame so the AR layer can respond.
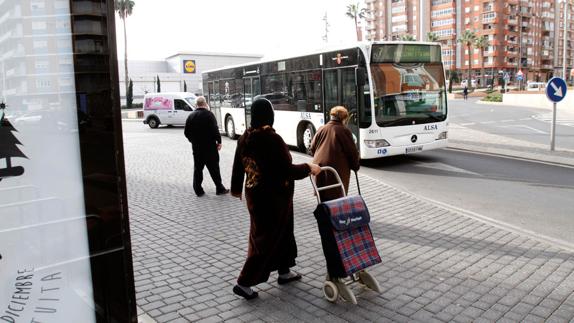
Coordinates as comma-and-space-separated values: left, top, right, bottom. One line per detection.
323, 281, 338, 303
335, 280, 357, 304
358, 270, 382, 293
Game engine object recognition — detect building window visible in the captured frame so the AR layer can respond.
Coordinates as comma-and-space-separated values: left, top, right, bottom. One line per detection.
32, 21, 47, 30
33, 40, 48, 49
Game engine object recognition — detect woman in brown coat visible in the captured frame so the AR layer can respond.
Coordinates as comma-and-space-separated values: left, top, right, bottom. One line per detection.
310, 106, 360, 202
231, 98, 321, 300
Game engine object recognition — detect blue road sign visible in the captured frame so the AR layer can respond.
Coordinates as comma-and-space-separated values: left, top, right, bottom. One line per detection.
546, 77, 568, 103
516, 74, 524, 81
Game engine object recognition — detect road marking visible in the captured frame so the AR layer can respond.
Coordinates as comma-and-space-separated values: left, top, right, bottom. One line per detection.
499, 124, 548, 134
460, 122, 476, 126
532, 114, 574, 128
519, 118, 531, 121
414, 161, 481, 176
480, 121, 497, 124
501, 119, 514, 123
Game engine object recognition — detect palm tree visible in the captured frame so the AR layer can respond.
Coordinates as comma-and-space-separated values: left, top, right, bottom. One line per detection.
426, 32, 439, 42
400, 34, 416, 41
115, 0, 135, 102
457, 30, 477, 86
346, 3, 370, 41
474, 35, 489, 88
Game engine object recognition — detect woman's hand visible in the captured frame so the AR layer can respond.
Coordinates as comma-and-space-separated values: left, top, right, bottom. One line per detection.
308, 163, 322, 176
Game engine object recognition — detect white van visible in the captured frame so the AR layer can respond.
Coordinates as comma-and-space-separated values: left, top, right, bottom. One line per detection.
526, 82, 546, 92
143, 92, 197, 128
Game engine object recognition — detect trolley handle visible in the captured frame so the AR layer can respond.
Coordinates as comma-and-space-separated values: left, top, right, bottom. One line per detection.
309, 166, 362, 204
354, 170, 361, 196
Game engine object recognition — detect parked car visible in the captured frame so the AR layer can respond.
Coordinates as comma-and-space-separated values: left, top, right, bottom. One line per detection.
461, 79, 477, 88
526, 82, 546, 92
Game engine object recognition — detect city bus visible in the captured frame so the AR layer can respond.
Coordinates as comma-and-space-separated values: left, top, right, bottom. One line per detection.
202, 41, 448, 159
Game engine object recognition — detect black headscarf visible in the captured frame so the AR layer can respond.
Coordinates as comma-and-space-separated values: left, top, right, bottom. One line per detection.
250, 98, 274, 128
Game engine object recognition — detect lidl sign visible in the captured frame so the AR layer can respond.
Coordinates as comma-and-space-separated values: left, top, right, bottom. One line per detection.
183, 60, 196, 74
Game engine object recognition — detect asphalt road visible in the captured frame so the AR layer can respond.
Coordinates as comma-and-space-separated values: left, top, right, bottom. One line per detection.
449, 98, 574, 151
360, 149, 574, 247
124, 120, 574, 248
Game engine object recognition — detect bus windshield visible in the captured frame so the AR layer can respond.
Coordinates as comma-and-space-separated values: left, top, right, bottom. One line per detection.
371, 62, 447, 127
370, 44, 447, 127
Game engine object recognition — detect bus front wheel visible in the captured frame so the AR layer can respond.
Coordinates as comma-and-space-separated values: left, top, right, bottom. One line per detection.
225, 116, 237, 139
298, 123, 315, 155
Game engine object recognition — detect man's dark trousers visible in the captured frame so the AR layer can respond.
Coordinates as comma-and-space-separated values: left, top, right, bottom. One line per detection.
192, 149, 225, 195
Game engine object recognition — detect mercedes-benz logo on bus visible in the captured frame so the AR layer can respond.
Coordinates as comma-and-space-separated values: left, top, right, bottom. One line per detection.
411, 135, 418, 143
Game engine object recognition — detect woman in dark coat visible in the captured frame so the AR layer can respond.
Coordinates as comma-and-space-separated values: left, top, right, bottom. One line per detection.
310, 106, 360, 202
230, 98, 321, 300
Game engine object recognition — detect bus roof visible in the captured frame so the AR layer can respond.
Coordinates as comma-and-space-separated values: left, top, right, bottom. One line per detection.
202, 41, 441, 75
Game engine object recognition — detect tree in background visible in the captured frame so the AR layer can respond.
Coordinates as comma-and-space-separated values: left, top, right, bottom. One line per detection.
457, 30, 477, 86
474, 35, 489, 88
426, 32, 439, 42
400, 34, 416, 41
115, 0, 135, 105
156, 75, 161, 93
346, 3, 369, 41
126, 78, 133, 108
0, 102, 26, 181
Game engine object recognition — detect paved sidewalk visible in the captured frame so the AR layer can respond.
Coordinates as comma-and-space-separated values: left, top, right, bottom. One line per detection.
449, 99, 574, 167
125, 129, 574, 323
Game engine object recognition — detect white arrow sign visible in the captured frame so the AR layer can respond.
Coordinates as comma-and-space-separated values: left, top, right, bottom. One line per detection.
550, 81, 564, 98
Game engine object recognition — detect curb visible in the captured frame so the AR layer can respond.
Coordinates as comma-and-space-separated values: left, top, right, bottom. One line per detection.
122, 118, 145, 122
447, 142, 574, 168
475, 100, 506, 105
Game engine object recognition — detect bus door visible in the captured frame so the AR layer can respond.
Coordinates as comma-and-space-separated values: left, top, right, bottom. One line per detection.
207, 81, 223, 131
323, 67, 360, 147
243, 77, 260, 130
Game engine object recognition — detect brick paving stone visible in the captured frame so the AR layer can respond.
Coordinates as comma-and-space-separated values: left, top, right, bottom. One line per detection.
521, 314, 546, 323
122, 124, 574, 323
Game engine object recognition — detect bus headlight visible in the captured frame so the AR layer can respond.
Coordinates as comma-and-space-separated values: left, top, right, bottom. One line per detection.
364, 139, 390, 148
437, 131, 448, 140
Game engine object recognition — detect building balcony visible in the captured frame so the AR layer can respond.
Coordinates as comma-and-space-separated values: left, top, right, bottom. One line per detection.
483, 28, 497, 35
72, 2, 106, 15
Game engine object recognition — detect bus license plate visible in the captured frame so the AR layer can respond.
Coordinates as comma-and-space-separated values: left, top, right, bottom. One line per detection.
405, 146, 423, 154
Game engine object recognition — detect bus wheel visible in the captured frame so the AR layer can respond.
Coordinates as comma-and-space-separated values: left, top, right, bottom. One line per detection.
299, 123, 315, 155
226, 116, 236, 139
148, 117, 159, 129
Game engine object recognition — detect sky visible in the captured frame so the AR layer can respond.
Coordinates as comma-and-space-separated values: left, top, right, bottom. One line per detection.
114, 0, 361, 61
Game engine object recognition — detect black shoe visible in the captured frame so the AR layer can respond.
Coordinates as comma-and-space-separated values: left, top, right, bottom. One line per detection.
277, 273, 302, 285
216, 188, 230, 195
233, 285, 258, 300
196, 191, 205, 197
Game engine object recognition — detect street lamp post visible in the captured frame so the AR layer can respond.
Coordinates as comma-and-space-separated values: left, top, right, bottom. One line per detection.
563, 0, 569, 80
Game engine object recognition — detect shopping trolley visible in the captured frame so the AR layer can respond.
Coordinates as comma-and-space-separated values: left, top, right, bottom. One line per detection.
310, 166, 382, 304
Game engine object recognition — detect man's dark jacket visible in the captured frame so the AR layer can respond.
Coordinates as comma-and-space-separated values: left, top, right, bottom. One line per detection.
184, 108, 221, 155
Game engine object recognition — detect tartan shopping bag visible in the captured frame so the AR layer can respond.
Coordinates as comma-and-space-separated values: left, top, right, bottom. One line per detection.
314, 195, 381, 278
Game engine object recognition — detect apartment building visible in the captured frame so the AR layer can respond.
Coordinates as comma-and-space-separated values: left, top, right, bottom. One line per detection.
365, 0, 574, 84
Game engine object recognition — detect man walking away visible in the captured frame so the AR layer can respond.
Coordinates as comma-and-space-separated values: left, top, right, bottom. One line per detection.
184, 96, 229, 196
